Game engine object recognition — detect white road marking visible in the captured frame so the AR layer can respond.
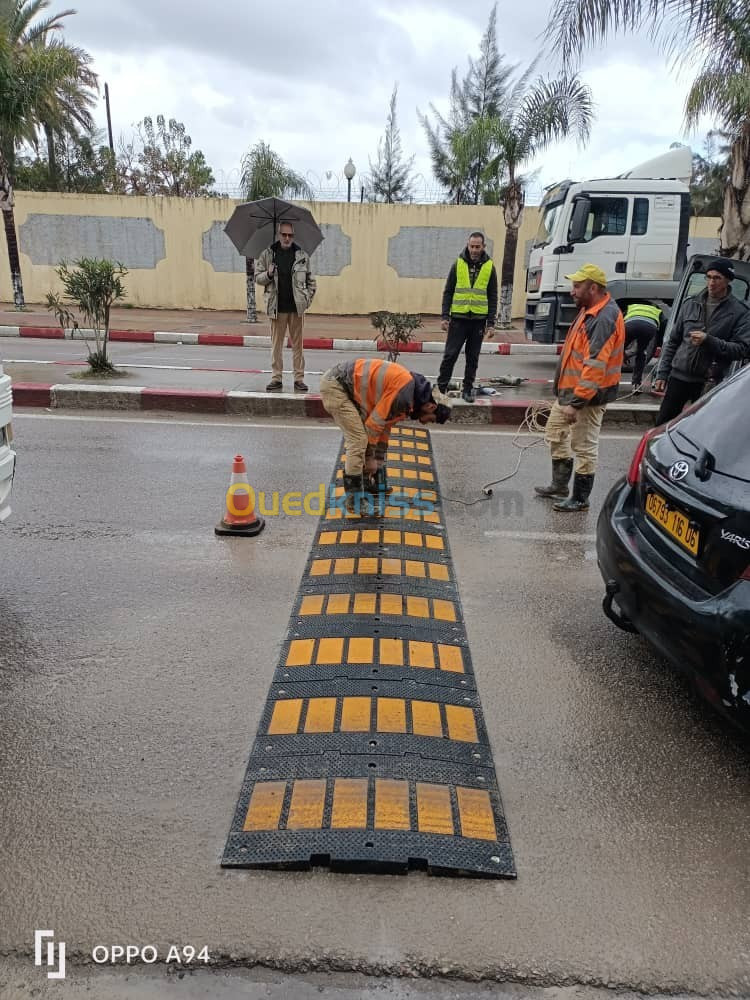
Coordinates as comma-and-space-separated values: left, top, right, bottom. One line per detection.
12, 412, 645, 439
483, 529, 597, 542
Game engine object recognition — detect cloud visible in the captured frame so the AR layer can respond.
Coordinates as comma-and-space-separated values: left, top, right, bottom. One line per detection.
62, 0, 716, 202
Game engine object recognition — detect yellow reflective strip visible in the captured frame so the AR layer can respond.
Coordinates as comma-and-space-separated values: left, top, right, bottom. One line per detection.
423, 512, 441, 524
417, 783, 454, 836
415, 430, 427, 438
353, 593, 376, 614
417, 456, 431, 466
438, 645, 464, 673
425, 535, 444, 550
358, 557, 378, 574
381, 558, 401, 575
377, 698, 407, 733
406, 596, 429, 618
286, 639, 315, 666
340, 697, 371, 731
326, 593, 350, 614
334, 558, 355, 574
243, 781, 286, 831
428, 563, 449, 580
340, 530, 359, 543
409, 641, 435, 669
445, 705, 479, 743
383, 530, 401, 544
318, 531, 338, 545
317, 637, 344, 664
401, 428, 414, 436
387, 451, 401, 461
374, 778, 411, 830
304, 698, 337, 732
404, 531, 423, 547
405, 560, 426, 578
286, 779, 327, 829
331, 778, 368, 829
432, 599, 456, 622
456, 787, 497, 841
421, 472, 434, 482
348, 637, 374, 663
416, 442, 429, 450
411, 700, 443, 737
379, 637, 404, 665
310, 559, 331, 575
268, 699, 303, 735
361, 529, 380, 543
380, 593, 403, 616
299, 595, 324, 616
403, 469, 417, 479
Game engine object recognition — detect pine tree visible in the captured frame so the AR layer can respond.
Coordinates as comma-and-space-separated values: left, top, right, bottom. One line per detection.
368, 85, 414, 203
419, 4, 513, 204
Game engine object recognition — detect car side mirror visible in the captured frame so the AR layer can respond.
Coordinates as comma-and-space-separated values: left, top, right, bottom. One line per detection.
568, 198, 591, 244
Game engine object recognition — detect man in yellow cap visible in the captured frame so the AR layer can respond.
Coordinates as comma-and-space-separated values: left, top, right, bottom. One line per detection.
534, 264, 624, 512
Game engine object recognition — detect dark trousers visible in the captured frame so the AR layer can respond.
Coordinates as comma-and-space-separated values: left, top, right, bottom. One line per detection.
625, 318, 658, 386
437, 317, 486, 391
656, 376, 703, 424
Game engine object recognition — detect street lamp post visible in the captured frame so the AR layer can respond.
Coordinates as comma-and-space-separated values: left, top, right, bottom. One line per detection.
344, 158, 356, 203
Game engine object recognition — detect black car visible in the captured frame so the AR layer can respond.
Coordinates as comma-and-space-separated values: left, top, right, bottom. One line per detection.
597, 301, 750, 729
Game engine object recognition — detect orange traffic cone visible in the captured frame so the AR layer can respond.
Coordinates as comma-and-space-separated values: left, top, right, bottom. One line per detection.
215, 454, 265, 537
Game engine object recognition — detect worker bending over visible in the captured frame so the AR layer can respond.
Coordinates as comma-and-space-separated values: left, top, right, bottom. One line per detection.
319, 359, 452, 512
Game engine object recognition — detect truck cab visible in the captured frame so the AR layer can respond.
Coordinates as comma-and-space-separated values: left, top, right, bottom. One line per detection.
0, 362, 16, 522
525, 147, 693, 343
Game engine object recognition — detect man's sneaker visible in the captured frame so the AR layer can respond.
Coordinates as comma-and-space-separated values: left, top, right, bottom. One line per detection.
294, 380, 309, 393
266, 379, 283, 392
461, 389, 475, 403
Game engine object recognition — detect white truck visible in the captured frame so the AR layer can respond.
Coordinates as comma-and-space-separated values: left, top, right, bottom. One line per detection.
0, 362, 16, 522
525, 147, 695, 343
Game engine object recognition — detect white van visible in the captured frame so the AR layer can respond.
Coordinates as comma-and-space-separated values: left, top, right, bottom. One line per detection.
0, 362, 16, 521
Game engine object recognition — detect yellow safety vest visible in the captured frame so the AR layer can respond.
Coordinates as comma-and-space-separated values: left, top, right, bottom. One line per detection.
451, 258, 493, 316
625, 303, 661, 325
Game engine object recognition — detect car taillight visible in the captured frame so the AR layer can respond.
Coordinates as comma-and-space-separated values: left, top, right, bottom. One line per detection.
742, 565, 750, 581
627, 427, 661, 486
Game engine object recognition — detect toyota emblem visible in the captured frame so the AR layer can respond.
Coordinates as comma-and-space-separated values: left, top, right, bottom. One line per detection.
669, 460, 690, 481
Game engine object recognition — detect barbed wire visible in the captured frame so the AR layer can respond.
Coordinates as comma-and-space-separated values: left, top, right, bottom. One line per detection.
211, 168, 544, 206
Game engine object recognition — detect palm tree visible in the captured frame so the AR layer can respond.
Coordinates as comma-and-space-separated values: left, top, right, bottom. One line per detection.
0, 0, 97, 307
36, 39, 97, 189
460, 70, 593, 327
238, 141, 313, 322
547, 0, 750, 259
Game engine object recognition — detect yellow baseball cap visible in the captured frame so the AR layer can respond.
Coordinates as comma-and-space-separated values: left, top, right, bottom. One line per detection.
564, 264, 607, 286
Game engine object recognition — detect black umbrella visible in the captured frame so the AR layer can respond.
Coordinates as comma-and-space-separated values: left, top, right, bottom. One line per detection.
224, 197, 324, 258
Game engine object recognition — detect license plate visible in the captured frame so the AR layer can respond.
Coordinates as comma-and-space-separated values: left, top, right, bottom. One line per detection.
645, 490, 700, 556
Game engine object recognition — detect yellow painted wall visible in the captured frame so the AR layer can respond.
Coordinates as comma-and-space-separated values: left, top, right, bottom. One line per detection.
1, 192, 722, 318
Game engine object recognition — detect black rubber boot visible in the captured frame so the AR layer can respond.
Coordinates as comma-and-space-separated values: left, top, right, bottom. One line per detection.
343, 473, 368, 515
364, 466, 393, 497
554, 473, 595, 512
534, 458, 574, 499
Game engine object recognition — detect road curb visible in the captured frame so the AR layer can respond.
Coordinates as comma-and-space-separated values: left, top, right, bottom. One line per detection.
0, 324, 561, 355
11, 382, 658, 426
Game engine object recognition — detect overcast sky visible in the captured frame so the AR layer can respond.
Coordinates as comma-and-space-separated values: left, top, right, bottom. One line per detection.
65, 0, 714, 203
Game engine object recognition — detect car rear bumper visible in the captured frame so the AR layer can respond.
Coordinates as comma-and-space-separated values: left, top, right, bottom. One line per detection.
597, 477, 750, 724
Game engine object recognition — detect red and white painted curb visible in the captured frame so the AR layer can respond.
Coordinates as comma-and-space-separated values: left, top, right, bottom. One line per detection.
11, 381, 656, 425
0, 324, 562, 355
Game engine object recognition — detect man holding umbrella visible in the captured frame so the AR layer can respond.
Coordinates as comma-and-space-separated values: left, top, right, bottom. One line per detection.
256, 222, 317, 392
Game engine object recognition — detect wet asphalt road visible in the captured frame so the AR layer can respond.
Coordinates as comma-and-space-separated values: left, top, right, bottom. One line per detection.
0, 412, 748, 996
0, 337, 647, 403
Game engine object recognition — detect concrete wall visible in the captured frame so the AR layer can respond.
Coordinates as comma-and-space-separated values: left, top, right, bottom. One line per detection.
1, 192, 723, 318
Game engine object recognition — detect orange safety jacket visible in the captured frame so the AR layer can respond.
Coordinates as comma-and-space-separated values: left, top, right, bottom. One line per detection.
351, 359, 414, 444
555, 293, 625, 408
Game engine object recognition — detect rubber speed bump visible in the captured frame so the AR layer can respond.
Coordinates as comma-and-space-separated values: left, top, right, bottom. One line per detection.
222, 427, 515, 877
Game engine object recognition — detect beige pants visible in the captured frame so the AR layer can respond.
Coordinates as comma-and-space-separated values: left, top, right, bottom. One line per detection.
270, 312, 304, 381
319, 374, 368, 475
545, 400, 606, 475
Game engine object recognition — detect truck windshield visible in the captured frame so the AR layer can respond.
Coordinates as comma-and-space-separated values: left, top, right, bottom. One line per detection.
533, 201, 563, 248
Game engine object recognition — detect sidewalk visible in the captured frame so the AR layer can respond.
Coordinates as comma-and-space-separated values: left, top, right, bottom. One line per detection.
0, 303, 558, 356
